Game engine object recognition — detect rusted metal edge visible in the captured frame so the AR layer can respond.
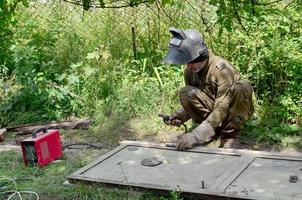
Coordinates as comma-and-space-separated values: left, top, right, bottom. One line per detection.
119, 140, 242, 156
119, 140, 302, 159
68, 174, 254, 200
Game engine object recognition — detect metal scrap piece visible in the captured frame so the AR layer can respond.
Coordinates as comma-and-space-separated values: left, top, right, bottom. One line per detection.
165, 143, 176, 148
141, 157, 163, 167
289, 175, 298, 183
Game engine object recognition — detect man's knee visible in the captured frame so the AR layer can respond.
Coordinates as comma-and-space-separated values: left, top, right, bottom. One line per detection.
233, 80, 253, 94
179, 86, 199, 98
178, 86, 212, 124
227, 80, 254, 130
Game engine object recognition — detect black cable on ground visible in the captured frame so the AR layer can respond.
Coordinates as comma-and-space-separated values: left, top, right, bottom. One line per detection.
62, 142, 105, 150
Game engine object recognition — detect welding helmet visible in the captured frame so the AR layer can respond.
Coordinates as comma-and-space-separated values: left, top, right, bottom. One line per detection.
163, 27, 208, 65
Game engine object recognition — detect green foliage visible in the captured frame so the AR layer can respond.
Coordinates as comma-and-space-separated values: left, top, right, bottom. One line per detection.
0, 0, 28, 28
0, 3, 301, 200
205, 1, 302, 144
0, 0, 301, 147
0, 0, 28, 73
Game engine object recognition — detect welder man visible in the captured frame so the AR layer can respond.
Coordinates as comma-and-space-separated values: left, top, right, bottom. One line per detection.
164, 27, 254, 150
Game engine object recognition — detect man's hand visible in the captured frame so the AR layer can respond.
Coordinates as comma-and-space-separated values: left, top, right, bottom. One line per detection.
159, 113, 182, 127
167, 113, 183, 127
166, 108, 190, 127
176, 134, 197, 150
176, 120, 215, 151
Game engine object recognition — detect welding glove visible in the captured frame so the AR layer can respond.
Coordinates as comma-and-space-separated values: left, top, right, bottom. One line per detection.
176, 120, 215, 150
168, 108, 190, 127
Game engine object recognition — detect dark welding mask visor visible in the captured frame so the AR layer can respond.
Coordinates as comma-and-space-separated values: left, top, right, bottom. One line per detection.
163, 47, 193, 65
188, 52, 209, 64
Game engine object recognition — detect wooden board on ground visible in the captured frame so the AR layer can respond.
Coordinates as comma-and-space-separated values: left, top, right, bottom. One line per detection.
0, 129, 7, 142
0, 144, 20, 152
6, 118, 91, 134
68, 140, 302, 200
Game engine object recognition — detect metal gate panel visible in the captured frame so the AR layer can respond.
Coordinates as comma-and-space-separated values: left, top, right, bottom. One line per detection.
225, 157, 302, 200
69, 141, 302, 200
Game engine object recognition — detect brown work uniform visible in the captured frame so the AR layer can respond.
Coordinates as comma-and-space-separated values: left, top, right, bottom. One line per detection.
176, 50, 254, 135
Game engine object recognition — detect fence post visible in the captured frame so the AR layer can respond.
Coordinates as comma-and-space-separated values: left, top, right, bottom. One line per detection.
131, 26, 137, 59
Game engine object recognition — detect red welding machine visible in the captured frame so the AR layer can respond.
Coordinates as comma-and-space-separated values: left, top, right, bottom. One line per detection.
21, 128, 63, 167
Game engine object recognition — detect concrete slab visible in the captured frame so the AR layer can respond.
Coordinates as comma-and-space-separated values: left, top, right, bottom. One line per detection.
69, 141, 302, 200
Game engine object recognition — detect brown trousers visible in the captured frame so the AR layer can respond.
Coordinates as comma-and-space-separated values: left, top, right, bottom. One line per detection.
179, 80, 254, 134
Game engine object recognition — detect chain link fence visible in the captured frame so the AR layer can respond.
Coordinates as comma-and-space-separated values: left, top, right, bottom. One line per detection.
21, 0, 216, 61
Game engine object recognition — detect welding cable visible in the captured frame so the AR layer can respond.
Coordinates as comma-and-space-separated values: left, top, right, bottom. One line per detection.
0, 177, 17, 194
7, 191, 39, 200
0, 177, 39, 200
7, 192, 22, 200
62, 142, 105, 150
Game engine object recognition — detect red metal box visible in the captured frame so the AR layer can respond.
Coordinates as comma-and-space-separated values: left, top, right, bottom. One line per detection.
21, 129, 63, 167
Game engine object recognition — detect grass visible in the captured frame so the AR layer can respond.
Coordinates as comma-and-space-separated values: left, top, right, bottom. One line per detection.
0, 148, 180, 200
0, 150, 125, 200
0, 113, 301, 200
0, 115, 185, 200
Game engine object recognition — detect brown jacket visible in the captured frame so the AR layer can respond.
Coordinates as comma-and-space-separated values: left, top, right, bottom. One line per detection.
184, 50, 240, 129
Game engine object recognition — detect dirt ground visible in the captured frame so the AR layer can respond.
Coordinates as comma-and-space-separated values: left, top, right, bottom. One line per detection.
1, 128, 301, 160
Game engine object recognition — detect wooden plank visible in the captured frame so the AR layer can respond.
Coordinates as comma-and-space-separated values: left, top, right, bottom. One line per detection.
6, 118, 92, 134
0, 144, 21, 152
0, 128, 7, 142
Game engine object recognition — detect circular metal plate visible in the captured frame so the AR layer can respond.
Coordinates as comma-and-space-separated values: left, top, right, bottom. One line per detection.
141, 157, 163, 167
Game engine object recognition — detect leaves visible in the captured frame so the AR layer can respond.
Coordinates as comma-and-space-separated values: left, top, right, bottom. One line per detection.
22, 0, 29, 8
67, 74, 80, 84
100, 49, 110, 60
0, 102, 13, 112
148, 0, 156, 3
86, 51, 100, 60
161, 0, 173, 6
0, 0, 301, 146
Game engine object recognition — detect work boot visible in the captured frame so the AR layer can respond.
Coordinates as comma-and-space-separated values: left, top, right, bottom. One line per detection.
218, 128, 240, 148
219, 138, 238, 148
